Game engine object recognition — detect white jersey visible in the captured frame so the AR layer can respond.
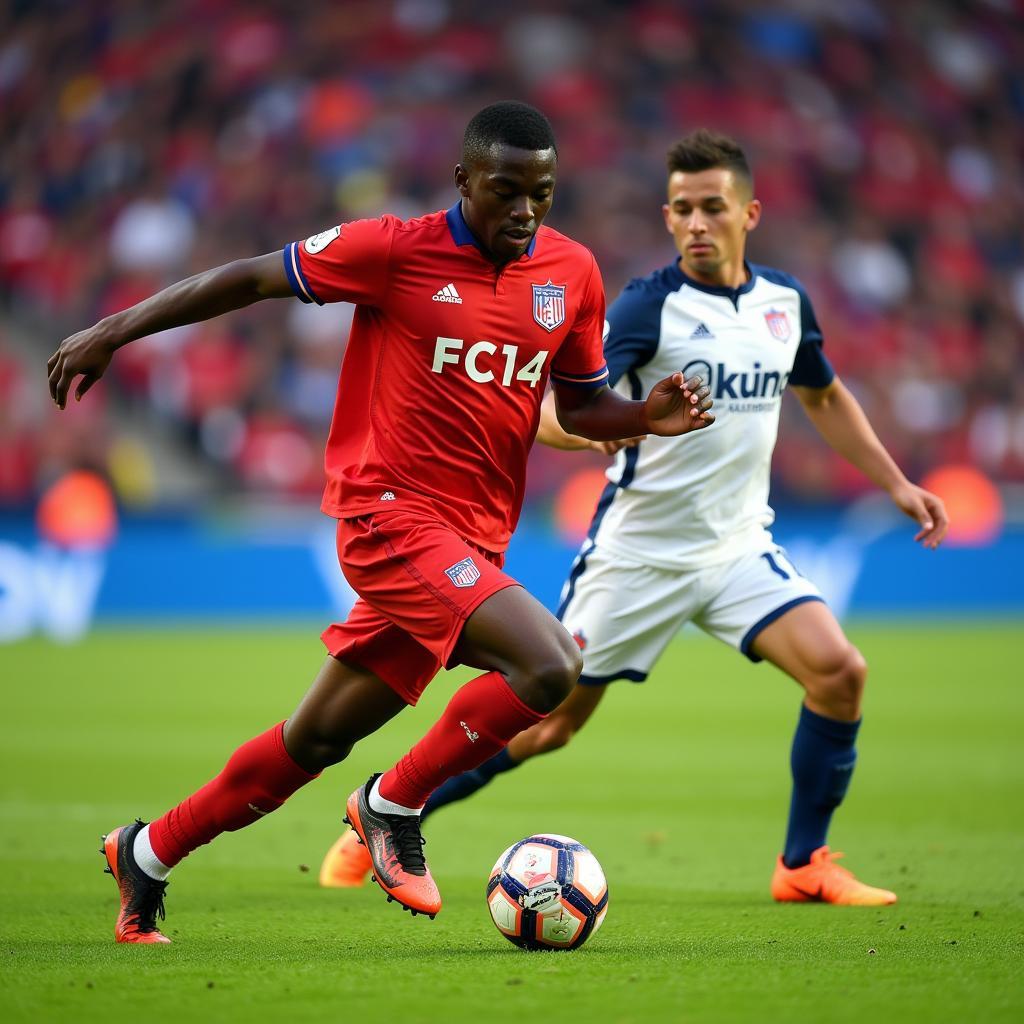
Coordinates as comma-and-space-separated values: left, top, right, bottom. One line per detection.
588, 260, 834, 570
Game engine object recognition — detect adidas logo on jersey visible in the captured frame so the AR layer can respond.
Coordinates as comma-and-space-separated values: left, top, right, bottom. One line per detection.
432, 283, 463, 304
380, 491, 396, 501
690, 322, 714, 339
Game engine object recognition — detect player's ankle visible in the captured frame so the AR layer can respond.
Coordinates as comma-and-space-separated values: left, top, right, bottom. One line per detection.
370, 775, 423, 816
132, 824, 172, 881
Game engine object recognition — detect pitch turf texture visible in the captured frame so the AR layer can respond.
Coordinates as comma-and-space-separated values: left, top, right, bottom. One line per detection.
2, 624, 1021, 1023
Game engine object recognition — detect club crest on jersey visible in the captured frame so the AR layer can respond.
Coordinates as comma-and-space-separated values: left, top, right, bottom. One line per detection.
444, 557, 480, 588
764, 309, 791, 341
532, 281, 566, 332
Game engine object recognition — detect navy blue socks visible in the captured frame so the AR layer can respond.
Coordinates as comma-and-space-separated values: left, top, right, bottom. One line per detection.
420, 748, 518, 823
783, 704, 860, 868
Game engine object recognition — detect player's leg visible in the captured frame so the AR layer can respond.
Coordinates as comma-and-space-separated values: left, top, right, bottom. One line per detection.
104, 655, 405, 942
697, 545, 894, 905
343, 583, 583, 914
749, 600, 894, 904
424, 682, 607, 820
322, 677, 607, 888
362, 582, 584, 814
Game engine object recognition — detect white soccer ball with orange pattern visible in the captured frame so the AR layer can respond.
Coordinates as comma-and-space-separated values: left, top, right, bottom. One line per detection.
486, 834, 608, 950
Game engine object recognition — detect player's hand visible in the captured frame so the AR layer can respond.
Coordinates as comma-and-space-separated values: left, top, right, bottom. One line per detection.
47, 325, 117, 409
889, 481, 948, 549
643, 373, 714, 436
589, 435, 646, 456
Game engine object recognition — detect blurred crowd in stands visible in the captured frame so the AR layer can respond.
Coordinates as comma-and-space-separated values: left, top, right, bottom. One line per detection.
1, 0, 1022, 513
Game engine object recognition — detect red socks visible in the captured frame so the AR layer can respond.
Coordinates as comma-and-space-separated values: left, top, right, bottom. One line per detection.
378, 671, 544, 809
146, 677, 544, 865
148, 722, 317, 867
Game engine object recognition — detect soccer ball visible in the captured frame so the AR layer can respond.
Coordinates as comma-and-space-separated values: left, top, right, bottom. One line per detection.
486, 834, 608, 951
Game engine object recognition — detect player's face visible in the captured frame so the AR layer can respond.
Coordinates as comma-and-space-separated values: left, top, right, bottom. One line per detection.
456, 144, 557, 265
662, 168, 760, 285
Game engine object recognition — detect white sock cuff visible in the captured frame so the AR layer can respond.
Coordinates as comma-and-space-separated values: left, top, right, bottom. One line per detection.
133, 824, 172, 881
368, 776, 423, 817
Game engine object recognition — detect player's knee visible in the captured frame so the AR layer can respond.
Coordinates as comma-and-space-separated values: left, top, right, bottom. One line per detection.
809, 644, 867, 717
520, 639, 582, 714
284, 720, 354, 772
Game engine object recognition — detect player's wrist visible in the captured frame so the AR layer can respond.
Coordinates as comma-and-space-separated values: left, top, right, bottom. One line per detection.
633, 402, 651, 436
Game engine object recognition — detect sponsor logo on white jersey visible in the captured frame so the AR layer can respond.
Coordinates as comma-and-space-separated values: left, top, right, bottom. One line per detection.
690, 322, 714, 339
433, 283, 463, 304
682, 358, 789, 402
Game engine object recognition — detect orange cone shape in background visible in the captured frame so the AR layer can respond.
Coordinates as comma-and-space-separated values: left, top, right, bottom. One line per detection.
36, 470, 118, 549
919, 464, 1003, 547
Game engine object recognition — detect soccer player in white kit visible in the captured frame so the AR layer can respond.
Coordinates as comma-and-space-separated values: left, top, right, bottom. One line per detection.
321, 130, 948, 905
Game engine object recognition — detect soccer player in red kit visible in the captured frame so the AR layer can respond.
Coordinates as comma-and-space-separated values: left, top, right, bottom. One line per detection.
47, 102, 713, 943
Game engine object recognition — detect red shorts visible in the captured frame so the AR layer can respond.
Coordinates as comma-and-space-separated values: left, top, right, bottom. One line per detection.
321, 510, 520, 704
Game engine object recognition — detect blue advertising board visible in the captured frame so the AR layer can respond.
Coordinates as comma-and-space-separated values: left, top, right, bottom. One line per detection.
0, 510, 1020, 643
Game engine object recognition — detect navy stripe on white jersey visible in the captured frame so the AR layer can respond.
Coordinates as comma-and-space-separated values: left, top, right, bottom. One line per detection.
594, 260, 834, 570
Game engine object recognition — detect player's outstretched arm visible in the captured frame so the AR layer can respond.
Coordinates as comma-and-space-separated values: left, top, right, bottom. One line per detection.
535, 391, 646, 454
792, 377, 949, 548
552, 372, 713, 444
47, 252, 293, 409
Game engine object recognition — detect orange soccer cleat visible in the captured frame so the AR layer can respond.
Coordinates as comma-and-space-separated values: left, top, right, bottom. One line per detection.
344, 774, 441, 918
771, 846, 897, 906
101, 820, 172, 943
319, 827, 373, 888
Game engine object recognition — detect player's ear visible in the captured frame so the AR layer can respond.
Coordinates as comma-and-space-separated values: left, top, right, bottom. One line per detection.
454, 164, 471, 197
744, 198, 762, 233
661, 203, 673, 233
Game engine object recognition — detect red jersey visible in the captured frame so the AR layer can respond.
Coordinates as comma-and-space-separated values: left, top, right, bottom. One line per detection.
283, 204, 608, 552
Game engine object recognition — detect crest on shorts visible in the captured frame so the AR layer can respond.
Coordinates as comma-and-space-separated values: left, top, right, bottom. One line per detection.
532, 281, 566, 332
444, 557, 480, 588
764, 309, 791, 341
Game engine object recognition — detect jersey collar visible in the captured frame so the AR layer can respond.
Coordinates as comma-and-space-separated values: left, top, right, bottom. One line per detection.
670, 259, 757, 307
445, 201, 537, 260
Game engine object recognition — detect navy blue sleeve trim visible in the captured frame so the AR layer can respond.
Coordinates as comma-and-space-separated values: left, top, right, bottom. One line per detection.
604, 269, 675, 387
282, 242, 323, 305
550, 364, 610, 389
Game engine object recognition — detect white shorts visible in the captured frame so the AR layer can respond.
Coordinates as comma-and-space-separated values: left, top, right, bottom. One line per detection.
556, 542, 825, 685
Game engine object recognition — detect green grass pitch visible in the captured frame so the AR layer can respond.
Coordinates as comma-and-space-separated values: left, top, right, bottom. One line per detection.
1, 623, 1022, 1023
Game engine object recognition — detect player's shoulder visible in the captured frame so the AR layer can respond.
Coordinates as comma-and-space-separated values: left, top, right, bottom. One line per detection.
750, 262, 812, 300
386, 208, 448, 237
623, 261, 686, 298
534, 224, 598, 268
611, 261, 685, 316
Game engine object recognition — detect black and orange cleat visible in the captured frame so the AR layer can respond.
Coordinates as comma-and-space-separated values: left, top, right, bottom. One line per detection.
101, 820, 171, 944
344, 774, 441, 918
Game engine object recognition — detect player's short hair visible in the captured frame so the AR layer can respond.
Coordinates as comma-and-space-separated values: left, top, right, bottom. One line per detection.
666, 130, 753, 196
462, 102, 557, 166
